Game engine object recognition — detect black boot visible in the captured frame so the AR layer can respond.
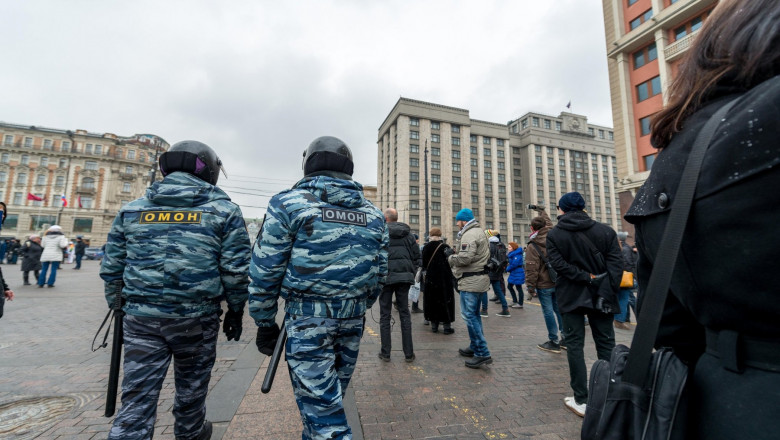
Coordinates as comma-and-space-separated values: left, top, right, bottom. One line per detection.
431, 322, 439, 333
443, 323, 454, 335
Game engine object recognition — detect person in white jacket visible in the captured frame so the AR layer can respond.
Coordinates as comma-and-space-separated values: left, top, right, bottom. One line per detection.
38, 225, 68, 288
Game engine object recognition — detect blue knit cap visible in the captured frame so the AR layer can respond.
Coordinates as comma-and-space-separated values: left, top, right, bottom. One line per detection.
558, 192, 586, 213
455, 208, 474, 221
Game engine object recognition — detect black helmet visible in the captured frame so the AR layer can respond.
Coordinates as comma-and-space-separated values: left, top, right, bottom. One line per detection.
159, 140, 225, 185
302, 136, 354, 179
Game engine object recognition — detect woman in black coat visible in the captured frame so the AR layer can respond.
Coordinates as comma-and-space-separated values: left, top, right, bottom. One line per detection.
421, 228, 455, 334
625, 1, 780, 438
21, 235, 43, 285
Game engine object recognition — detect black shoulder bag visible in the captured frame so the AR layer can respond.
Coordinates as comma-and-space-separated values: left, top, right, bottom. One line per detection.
581, 99, 738, 440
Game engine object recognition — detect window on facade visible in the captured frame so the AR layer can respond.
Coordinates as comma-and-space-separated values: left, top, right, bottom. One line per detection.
432, 147, 440, 156
60, 140, 70, 151
452, 150, 460, 159
485, 197, 493, 206
452, 163, 461, 172
452, 137, 460, 146
82, 177, 96, 189
432, 216, 441, 225
21, 155, 29, 165
431, 202, 441, 211
30, 215, 56, 229
470, 135, 477, 143
432, 174, 441, 183
85, 143, 93, 154
36, 174, 46, 185
483, 160, 491, 168
453, 176, 461, 185
471, 183, 479, 192
532, 117, 540, 127
599, 130, 605, 139
410, 117, 419, 126
410, 172, 419, 181
637, 75, 662, 102
451, 124, 460, 133
521, 119, 528, 129
644, 154, 656, 170
55, 175, 65, 186
128, 150, 136, 160
471, 171, 478, 179
125, 166, 133, 174
453, 190, 461, 199
544, 119, 551, 129
609, 132, 614, 140
2, 135, 12, 146
536, 178, 544, 186
42, 139, 52, 150
470, 158, 478, 167
410, 215, 419, 224
535, 167, 542, 174
431, 134, 440, 143
16, 173, 27, 184
85, 161, 98, 171
432, 188, 441, 197
24, 137, 33, 148
482, 137, 491, 146
640, 116, 652, 136
410, 131, 419, 140
410, 186, 419, 195
484, 172, 492, 180
555, 121, 562, 131
123, 182, 131, 192
431, 121, 440, 130
470, 146, 477, 154
94, 144, 102, 154
497, 162, 505, 170
485, 183, 493, 193
409, 144, 420, 154
410, 158, 419, 167
72, 217, 93, 233
12, 192, 22, 205
0, 172, 5, 183
431, 161, 440, 170
497, 173, 505, 182
410, 200, 419, 209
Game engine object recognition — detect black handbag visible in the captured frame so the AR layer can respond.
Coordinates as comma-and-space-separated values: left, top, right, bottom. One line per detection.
581, 99, 738, 440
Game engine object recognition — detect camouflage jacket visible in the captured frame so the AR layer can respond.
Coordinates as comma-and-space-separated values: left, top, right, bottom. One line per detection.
248, 176, 388, 328
100, 172, 251, 318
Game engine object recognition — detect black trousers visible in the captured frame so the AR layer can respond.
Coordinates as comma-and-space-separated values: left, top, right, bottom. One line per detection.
561, 309, 615, 405
379, 283, 414, 358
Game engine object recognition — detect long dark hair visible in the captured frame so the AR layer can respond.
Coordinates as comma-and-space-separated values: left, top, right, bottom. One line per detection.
651, 0, 780, 149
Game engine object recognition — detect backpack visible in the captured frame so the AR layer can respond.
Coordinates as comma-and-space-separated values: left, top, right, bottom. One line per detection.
487, 242, 508, 275
529, 242, 557, 283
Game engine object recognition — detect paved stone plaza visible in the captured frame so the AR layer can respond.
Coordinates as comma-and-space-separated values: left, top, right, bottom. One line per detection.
0, 260, 633, 439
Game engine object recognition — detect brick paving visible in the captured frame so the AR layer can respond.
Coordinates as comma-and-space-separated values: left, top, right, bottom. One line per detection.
0, 260, 634, 439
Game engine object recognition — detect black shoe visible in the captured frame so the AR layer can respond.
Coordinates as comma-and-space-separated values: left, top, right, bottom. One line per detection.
496, 309, 511, 317
465, 356, 493, 369
38, 284, 44, 288
431, 325, 439, 333
458, 347, 475, 357
489, 296, 500, 302
442, 327, 454, 335
405, 354, 416, 363
194, 420, 212, 440
560, 338, 568, 350
411, 308, 423, 314
537, 340, 561, 353
23, 282, 31, 286
47, 285, 54, 288
377, 353, 390, 362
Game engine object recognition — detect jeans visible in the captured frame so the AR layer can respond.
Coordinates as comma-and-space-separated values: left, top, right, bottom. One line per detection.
537, 287, 563, 342
459, 291, 491, 358
614, 289, 632, 323
38, 261, 60, 286
506, 283, 523, 305
75, 253, 83, 269
623, 289, 637, 322
490, 280, 508, 309
379, 283, 414, 358
561, 310, 615, 405
479, 292, 488, 312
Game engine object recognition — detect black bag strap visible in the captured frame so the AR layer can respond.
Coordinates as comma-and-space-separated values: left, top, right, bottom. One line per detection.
425, 242, 445, 272
575, 231, 606, 273
529, 242, 547, 265
623, 98, 739, 386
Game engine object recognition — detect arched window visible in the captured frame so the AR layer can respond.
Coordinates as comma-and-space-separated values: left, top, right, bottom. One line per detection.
82, 177, 96, 189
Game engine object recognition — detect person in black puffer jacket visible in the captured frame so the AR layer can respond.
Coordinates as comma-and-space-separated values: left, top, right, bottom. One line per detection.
377, 208, 421, 363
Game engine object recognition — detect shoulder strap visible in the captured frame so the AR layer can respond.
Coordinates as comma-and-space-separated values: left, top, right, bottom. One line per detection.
425, 242, 445, 272
575, 231, 606, 273
623, 98, 739, 386
529, 242, 547, 264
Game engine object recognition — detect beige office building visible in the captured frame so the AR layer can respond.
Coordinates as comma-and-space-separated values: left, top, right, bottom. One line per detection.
602, 0, 717, 231
0, 122, 169, 246
377, 98, 620, 243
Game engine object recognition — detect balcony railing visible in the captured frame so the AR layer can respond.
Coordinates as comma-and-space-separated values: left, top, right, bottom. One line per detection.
76, 186, 97, 195
664, 32, 698, 62
119, 172, 136, 181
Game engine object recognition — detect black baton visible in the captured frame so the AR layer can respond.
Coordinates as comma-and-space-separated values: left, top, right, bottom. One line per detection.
105, 282, 124, 417
261, 324, 287, 394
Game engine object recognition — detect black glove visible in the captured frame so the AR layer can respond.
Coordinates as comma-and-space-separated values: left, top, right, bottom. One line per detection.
256, 324, 281, 356
223, 308, 244, 341
443, 247, 455, 258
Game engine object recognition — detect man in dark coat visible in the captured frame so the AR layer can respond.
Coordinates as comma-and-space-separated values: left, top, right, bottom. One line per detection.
546, 191, 622, 417
7, 239, 20, 264
73, 236, 87, 270
377, 208, 421, 362
21, 235, 43, 285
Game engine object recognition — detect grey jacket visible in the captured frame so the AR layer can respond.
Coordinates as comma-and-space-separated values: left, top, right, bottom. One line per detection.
448, 220, 490, 293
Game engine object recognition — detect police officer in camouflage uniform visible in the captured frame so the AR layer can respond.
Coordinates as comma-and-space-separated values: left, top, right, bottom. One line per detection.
249, 136, 388, 440
100, 141, 251, 440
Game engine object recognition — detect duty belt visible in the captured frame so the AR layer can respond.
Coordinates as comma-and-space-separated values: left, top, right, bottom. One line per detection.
705, 328, 780, 373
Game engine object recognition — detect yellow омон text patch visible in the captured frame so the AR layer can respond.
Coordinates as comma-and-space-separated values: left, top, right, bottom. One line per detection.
139, 211, 202, 224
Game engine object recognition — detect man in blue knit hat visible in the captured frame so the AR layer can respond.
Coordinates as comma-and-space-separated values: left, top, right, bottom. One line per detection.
447, 208, 493, 368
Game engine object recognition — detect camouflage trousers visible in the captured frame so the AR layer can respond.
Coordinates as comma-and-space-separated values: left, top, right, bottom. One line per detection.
285, 315, 363, 440
108, 313, 219, 440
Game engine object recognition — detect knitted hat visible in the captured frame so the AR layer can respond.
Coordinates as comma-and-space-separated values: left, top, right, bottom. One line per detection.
558, 192, 586, 213
488, 236, 499, 243
49, 225, 63, 232
455, 208, 474, 222
484, 229, 500, 237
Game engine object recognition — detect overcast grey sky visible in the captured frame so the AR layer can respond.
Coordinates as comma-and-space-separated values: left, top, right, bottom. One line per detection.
1, 1, 611, 218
